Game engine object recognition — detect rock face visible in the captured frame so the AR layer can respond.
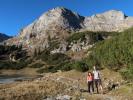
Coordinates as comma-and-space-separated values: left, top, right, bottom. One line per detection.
83, 10, 130, 32
20, 7, 84, 38
0, 33, 11, 43
6, 7, 133, 53
6, 7, 84, 53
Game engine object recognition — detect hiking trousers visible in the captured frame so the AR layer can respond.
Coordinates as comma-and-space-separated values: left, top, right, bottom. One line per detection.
94, 79, 102, 93
88, 81, 94, 93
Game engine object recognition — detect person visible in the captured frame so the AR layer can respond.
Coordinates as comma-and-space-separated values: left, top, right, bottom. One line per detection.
93, 65, 103, 94
87, 72, 94, 94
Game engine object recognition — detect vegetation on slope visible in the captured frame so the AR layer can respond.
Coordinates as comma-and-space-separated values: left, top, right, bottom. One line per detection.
85, 28, 133, 80
0, 45, 29, 69
1, 29, 133, 81
67, 31, 119, 44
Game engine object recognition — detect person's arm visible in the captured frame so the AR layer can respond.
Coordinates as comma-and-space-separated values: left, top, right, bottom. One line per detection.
98, 71, 101, 79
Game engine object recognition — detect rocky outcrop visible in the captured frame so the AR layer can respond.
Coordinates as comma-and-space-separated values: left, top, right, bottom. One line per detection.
6, 7, 84, 53
83, 10, 133, 32
5, 7, 133, 53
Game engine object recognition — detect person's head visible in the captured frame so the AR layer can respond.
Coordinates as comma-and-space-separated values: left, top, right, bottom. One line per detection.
88, 72, 92, 76
93, 65, 97, 71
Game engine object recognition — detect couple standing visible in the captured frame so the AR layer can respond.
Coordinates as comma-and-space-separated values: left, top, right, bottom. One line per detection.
87, 65, 103, 94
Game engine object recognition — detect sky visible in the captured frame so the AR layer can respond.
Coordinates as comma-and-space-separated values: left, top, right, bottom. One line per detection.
0, 0, 133, 36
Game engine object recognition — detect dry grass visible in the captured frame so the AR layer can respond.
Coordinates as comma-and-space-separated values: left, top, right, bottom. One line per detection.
0, 80, 71, 100
0, 69, 133, 100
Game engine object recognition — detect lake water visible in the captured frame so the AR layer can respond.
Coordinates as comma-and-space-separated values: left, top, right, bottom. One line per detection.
0, 74, 41, 84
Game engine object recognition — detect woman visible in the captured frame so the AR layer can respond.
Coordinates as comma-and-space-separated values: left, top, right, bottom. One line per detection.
87, 72, 94, 93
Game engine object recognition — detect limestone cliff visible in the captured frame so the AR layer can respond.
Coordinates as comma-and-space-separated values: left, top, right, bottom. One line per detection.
5, 7, 133, 53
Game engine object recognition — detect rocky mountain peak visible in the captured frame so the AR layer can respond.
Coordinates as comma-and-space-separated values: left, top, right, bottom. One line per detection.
83, 10, 132, 32
90, 10, 125, 20
5, 7, 133, 54
45, 7, 80, 17
37, 7, 84, 30
47, 7, 72, 14
19, 7, 84, 39
99, 10, 126, 20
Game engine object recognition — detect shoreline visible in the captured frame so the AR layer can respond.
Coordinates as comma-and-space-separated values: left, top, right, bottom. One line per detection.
0, 67, 39, 76
0, 68, 43, 84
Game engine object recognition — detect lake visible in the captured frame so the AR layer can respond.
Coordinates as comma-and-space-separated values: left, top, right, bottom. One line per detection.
0, 74, 42, 84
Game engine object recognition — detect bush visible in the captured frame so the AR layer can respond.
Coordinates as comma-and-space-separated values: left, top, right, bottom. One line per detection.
37, 50, 70, 66
67, 31, 119, 45
0, 61, 21, 70
0, 57, 32, 70
36, 62, 72, 73
36, 61, 89, 73
0, 45, 24, 55
72, 61, 89, 72
120, 64, 133, 81
84, 27, 133, 80
0, 44, 29, 70
86, 28, 133, 70
29, 63, 44, 68
60, 62, 73, 71
37, 66, 58, 73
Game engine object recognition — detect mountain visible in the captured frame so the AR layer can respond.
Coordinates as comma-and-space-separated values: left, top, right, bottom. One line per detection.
5, 7, 133, 54
0, 33, 11, 43
1, 7, 133, 100
83, 10, 133, 31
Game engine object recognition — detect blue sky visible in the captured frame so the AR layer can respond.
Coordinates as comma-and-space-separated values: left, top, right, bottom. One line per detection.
0, 0, 133, 36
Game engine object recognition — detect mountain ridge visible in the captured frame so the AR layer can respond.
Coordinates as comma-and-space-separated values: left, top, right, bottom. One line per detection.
0, 33, 11, 43
5, 7, 133, 53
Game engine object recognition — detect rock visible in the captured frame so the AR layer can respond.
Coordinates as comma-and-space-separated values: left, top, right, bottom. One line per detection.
51, 41, 68, 54
43, 96, 55, 100
56, 95, 72, 100
80, 98, 86, 100
83, 10, 132, 32
104, 80, 120, 91
6, 7, 84, 53
71, 43, 82, 52
5, 7, 133, 54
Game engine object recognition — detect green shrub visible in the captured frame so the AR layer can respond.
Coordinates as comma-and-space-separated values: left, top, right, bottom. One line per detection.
29, 63, 44, 68
72, 61, 89, 72
0, 61, 21, 70
0, 45, 20, 55
86, 28, 133, 70
67, 31, 119, 45
84, 27, 133, 80
36, 61, 89, 73
60, 62, 73, 71
120, 64, 133, 81
37, 50, 70, 66
0, 44, 29, 70
37, 66, 58, 73
0, 57, 31, 70
36, 62, 72, 73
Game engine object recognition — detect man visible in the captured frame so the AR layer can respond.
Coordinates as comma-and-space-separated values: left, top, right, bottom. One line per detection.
93, 65, 103, 94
